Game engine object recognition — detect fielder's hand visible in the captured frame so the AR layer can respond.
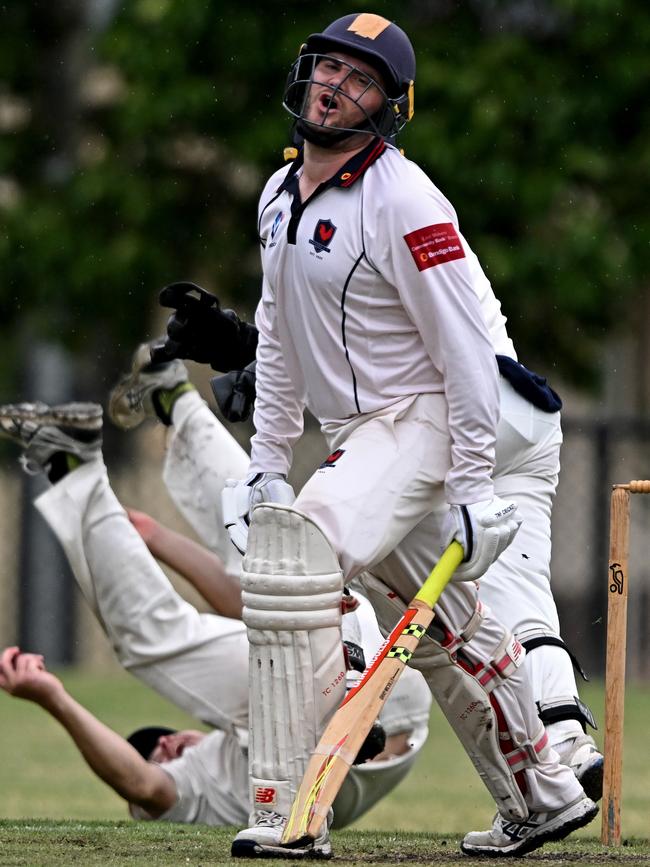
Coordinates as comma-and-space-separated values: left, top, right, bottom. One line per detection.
441, 495, 521, 581
152, 281, 258, 372
0, 646, 63, 706
222, 472, 295, 554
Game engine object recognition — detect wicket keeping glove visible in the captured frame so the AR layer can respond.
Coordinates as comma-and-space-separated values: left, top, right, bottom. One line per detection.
222, 471, 296, 554
441, 495, 521, 581
152, 281, 258, 372
210, 361, 257, 423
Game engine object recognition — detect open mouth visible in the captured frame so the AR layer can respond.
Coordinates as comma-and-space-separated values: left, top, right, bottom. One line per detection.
318, 91, 339, 114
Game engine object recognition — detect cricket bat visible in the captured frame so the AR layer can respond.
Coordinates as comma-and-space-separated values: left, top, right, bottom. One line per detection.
281, 540, 464, 847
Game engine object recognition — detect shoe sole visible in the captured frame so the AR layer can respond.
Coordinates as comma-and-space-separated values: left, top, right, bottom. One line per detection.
231, 839, 332, 860
460, 799, 599, 857
0, 402, 102, 435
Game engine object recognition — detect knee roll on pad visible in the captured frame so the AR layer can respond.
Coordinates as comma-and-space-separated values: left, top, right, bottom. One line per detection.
243, 504, 345, 818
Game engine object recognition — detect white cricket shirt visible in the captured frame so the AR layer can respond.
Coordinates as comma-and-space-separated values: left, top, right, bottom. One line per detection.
250, 138, 516, 504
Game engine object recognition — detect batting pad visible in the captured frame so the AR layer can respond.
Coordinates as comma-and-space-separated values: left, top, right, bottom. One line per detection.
242, 504, 345, 820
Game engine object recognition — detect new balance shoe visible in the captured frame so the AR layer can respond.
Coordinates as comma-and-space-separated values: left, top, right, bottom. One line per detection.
460, 795, 598, 857
108, 341, 191, 430
555, 734, 604, 801
0, 401, 102, 474
231, 810, 332, 859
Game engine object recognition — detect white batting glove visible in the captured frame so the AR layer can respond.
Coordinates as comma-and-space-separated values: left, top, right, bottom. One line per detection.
441, 495, 521, 581
222, 471, 296, 554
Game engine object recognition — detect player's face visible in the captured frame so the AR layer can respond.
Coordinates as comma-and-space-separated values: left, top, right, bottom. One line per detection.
305, 51, 385, 132
149, 729, 206, 763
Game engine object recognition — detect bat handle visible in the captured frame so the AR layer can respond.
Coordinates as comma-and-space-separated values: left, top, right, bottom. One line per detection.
414, 541, 464, 608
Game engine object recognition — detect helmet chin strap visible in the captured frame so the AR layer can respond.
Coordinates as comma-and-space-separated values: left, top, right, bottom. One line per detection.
296, 118, 358, 148
296, 108, 385, 149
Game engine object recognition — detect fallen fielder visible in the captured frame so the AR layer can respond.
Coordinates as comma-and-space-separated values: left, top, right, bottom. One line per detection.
0, 372, 431, 827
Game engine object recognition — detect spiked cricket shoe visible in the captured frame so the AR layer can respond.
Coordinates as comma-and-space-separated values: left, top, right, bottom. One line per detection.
231, 810, 332, 859
108, 341, 189, 430
0, 401, 102, 473
460, 795, 598, 857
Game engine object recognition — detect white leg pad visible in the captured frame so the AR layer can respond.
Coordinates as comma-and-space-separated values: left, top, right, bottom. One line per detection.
242, 504, 345, 820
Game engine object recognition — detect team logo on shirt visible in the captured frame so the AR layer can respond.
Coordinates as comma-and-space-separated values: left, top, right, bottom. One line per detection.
319, 448, 345, 469
309, 219, 337, 254
403, 222, 465, 272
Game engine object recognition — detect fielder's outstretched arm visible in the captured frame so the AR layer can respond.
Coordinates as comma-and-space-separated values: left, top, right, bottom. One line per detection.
0, 646, 177, 816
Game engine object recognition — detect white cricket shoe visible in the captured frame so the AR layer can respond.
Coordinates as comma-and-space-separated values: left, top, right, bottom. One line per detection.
0, 401, 102, 474
555, 734, 603, 802
231, 810, 332, 859
108, 341, 189, 430
461, 795, 598, 857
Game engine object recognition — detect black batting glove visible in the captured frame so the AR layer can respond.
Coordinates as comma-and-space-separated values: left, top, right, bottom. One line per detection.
210, 361, 257, 423
152, 281, 258, 372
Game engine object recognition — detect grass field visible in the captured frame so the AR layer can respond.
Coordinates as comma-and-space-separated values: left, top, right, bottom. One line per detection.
1, 668, 649, 864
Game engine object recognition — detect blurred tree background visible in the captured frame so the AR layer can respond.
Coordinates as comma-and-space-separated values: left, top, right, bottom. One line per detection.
1, 0, 648, 400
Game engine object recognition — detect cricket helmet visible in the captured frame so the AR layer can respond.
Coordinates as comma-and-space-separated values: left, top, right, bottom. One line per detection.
283, 12, 415, 143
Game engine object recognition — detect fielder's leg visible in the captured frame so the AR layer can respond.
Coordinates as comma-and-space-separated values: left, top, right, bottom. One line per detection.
232, 503, 345, 859
19, 405, 249, 733
163, 389, 248, 571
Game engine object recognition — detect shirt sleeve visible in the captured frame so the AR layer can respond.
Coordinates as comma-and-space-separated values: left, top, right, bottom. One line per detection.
248, 275, 305, 475
370, 176, 499, 504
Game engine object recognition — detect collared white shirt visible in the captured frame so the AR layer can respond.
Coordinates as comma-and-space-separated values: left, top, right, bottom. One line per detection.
250, 139, 515, 504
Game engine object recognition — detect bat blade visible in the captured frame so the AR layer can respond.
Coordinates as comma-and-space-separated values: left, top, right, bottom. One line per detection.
281, 541, 464, 846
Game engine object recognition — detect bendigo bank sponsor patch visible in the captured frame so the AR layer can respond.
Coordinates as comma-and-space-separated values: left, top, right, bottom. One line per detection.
403, 222, 465, 272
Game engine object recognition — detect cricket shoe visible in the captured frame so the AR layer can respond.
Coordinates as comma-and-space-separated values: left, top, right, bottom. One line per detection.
555, 734, 604, 801
108, 340, 190, 430
460, 795, 598, 857
231, 811, 332, 859
0, 401, 102, 474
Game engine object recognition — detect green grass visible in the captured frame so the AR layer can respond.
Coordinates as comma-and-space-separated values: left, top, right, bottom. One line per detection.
1, 670, 649, 864
0, 823, 649, 866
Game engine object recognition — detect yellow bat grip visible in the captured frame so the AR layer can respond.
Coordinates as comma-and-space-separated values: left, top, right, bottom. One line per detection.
413, 540, 464, 608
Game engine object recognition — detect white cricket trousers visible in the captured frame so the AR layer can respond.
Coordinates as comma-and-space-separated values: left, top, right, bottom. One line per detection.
294, 383, 585, 812
297, 379, 581, 728
35, 392, 250, 736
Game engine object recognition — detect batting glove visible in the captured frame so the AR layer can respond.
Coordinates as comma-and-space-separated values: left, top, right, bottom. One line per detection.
441, 495, 521, 581
222, 471, 295, 554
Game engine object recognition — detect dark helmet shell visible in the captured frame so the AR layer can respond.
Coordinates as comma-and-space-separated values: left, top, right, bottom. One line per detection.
305, 13, 415, 100
283, 13, 415, 141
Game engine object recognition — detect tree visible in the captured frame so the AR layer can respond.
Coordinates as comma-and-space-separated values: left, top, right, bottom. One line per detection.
1, 0, 648, 395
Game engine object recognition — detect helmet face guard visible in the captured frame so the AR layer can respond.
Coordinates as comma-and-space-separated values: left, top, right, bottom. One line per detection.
283, 52, 405, 141
283, 14, 415, 145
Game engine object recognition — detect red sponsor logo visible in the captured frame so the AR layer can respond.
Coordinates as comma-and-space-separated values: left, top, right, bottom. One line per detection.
403, 222, 465, 271
319, 448, 345, 469
254, 786, 277, 805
